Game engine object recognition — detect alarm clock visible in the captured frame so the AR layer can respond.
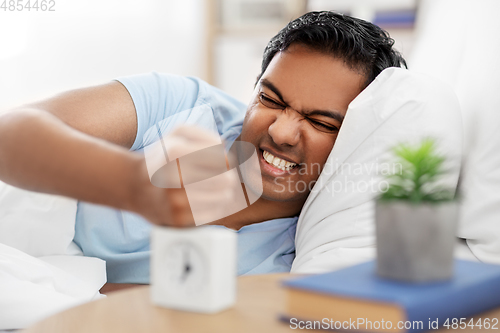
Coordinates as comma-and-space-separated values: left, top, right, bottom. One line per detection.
150, 225, 237, 313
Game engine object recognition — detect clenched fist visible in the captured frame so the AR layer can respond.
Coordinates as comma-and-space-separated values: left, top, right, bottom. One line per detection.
135, 125, 243, 227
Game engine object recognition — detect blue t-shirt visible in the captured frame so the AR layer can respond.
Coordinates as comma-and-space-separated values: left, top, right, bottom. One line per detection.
74, 72, 297, 284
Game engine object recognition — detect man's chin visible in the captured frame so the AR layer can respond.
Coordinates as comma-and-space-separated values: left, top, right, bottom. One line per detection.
241, 172, 310, 204
257, 185, 309, 203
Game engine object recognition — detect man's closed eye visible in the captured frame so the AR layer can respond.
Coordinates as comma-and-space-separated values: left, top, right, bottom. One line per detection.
306, 118, 339, 133
259, 93, 286, 110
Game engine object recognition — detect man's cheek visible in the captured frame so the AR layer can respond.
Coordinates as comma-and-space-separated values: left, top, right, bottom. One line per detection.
244, 100, 260, 116
242, 107, 259, 129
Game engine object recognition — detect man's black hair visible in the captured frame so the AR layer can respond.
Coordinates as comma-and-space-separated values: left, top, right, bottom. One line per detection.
258, 11, 407, 87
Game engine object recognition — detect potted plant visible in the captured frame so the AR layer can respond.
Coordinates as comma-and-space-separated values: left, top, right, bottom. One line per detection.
376, 138, 458, 282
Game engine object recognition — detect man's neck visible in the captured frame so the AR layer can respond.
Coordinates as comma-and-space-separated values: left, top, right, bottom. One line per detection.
208, 194, 304, 230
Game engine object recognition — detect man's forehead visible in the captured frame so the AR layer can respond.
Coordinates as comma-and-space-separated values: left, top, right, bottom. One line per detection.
259, 47, 365, 114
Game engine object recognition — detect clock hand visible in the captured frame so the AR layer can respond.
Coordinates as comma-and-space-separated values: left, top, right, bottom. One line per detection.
181, 249, 191, 282
184, 263, 191, 278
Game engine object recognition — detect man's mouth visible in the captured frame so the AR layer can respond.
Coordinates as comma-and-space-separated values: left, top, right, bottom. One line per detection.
262, 150, 297, 171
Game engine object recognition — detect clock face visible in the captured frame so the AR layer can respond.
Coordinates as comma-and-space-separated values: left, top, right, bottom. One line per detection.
163, 241, 208, 297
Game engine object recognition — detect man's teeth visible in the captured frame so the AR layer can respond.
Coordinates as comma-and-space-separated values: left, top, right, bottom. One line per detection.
263, 150, 297, 171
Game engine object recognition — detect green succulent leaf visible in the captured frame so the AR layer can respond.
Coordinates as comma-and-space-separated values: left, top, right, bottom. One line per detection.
380, 138, 455, 203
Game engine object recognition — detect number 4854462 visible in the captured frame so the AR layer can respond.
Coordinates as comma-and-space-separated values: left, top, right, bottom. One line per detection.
1, 0, 56, 11
443, 318, 499, 330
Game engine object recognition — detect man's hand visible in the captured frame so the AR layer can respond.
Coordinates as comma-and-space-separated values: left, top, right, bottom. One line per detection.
137, 125, 238, 227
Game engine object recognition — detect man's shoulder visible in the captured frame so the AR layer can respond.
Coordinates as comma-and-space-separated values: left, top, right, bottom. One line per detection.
117, 72, 246, 151
116, 71, 246, 112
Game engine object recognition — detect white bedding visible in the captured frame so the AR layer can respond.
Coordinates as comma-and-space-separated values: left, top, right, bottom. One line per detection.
0, 243, 105, 330
0, 181, 81, 257
0, 180, 106, 330
410, 0, 500, 265
292, 0, 500, 274
292, 68, 464, 273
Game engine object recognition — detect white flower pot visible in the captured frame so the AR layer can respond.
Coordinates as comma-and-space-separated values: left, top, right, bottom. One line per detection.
375, 201, 458, 282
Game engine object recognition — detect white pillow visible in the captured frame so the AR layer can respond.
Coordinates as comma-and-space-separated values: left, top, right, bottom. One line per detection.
0, 182, 107, 330
0, 180, 82, 257
291, 68, 462, 273
410, 0, 500, 264
0, 243, 105, 330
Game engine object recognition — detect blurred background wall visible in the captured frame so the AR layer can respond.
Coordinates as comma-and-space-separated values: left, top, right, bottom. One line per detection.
0, 0, 418, 111
0, 0, 207, 111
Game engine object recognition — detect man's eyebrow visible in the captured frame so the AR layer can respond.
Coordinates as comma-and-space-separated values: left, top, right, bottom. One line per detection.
260, 78, 345, 124
307, 109, 345, 124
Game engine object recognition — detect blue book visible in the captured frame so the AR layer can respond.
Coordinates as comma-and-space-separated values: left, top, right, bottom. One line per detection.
282, 260, 500, 332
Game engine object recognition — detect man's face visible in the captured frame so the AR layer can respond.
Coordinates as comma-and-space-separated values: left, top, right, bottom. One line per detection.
240, 44, 365, 203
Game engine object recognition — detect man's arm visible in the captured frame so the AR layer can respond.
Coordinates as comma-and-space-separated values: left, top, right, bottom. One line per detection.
0, 81, 183, 225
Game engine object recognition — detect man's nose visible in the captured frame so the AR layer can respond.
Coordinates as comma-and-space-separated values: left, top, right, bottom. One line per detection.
268, 108, 302, 147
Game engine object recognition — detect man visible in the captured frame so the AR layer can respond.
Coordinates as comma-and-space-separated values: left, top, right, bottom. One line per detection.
0, 11, 406, 284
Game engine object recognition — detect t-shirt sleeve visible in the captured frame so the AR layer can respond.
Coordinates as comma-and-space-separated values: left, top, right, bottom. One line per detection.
115, 72, 201, 151
115, 72, 246, 152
